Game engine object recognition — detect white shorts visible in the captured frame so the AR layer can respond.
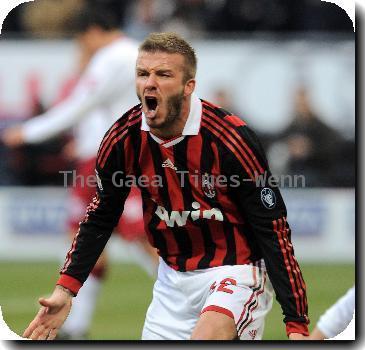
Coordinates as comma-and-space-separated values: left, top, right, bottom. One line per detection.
142, 258, 273, 340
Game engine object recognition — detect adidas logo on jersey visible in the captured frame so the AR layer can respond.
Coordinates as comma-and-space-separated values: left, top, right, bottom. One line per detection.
155, 201, 223, 227
162, 158, 177, 171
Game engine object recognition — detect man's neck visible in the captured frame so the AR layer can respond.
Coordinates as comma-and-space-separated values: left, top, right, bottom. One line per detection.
100, 30, 123, 49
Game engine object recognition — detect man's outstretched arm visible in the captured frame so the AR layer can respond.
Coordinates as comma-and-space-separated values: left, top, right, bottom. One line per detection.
1, 52, 129, 147
23, 123, 131, 339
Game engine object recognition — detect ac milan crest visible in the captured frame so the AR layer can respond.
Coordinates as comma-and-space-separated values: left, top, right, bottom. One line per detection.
202, 173, 216, 199
260, 187, 276, 209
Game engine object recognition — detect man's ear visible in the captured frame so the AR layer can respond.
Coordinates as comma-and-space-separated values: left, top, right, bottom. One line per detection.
184, 79, 196, 97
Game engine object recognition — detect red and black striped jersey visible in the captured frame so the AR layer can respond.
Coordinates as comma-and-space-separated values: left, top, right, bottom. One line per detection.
58, 96, 309, 335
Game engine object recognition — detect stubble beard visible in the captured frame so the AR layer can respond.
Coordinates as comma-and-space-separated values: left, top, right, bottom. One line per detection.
162, 91, 185, 128
138, 90, 185, 130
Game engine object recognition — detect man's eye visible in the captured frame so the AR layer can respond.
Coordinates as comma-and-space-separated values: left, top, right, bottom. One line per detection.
138, 72, 148, 77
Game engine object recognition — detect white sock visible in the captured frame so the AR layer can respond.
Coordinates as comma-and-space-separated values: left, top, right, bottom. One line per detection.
61, 274, 102, 338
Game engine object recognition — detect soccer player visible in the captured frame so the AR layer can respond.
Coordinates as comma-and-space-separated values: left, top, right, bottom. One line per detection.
22, 32, 309, 340
309, 286, 355, 340
2, 5, 158, 339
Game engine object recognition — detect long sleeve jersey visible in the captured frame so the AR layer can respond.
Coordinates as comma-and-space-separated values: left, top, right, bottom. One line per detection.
58, 95, 309, 336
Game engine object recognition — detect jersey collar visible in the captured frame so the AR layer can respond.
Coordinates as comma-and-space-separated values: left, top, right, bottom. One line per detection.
141, 93, 202, 136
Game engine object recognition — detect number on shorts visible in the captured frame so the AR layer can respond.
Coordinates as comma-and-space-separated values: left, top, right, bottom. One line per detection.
210, 278, 237, 294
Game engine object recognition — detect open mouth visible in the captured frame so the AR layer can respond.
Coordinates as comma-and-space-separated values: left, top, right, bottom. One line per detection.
145, 96, 158, 111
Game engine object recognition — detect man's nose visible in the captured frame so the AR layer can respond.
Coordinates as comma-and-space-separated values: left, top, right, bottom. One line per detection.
145, 73, 157, 89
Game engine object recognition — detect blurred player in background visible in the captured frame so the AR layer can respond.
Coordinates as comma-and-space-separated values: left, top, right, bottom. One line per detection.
2, 4, 158, 340
22, 32, 309, 341
309, 286, 355, 340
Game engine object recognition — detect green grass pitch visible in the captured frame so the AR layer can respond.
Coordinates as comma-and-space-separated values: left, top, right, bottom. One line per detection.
0, 262, 355, 340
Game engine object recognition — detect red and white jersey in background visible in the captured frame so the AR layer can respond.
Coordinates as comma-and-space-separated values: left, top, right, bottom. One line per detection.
22, 36, 139, 161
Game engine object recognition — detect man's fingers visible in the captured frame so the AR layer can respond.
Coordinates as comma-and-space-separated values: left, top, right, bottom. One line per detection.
23, 318, 40, 338
47, 328, 58, 340
29, 325, 46, 340
36, 328, 50, 341
33, 326, 58, 341
23, 306, 48, 338
23, 325, 34, 338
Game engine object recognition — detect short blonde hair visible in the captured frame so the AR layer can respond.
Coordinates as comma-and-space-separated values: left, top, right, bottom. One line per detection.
139, 32, 197, 82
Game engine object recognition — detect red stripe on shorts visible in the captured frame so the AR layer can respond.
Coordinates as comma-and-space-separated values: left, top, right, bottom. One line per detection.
201, 305, 234, 320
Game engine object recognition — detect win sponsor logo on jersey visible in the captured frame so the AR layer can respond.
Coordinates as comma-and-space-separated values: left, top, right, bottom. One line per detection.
154, 201, 223, 227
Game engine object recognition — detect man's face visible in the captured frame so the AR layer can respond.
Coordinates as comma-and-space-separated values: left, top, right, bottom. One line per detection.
136, 51, 194, 130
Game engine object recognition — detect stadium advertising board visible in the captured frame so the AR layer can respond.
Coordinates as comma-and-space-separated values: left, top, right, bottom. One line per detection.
0, 187, 355, 263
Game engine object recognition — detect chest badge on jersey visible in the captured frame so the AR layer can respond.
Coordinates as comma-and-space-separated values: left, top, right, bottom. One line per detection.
261, 188, 276, 209
202, 173, 216, 199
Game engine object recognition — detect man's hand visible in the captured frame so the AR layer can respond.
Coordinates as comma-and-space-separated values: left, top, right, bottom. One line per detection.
289, 333, 310, 340
1, 126, 25, 147
62, 139, 77, 161
23, 286, 73, 340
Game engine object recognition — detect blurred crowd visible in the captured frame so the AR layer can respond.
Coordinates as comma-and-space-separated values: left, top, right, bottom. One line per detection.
0, 0, 354, 188
263, 88, 355, 187
3, 0, 353, 39
210, 86, 355, 188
